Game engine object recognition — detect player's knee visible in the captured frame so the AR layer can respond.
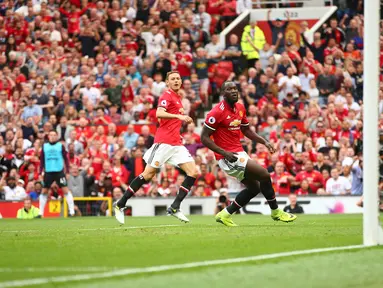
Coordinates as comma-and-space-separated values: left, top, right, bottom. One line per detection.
142, 168, 156, 181
187, 169, 199, 179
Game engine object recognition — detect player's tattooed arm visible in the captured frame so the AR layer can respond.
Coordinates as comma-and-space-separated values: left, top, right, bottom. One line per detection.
240, 125, 276, 154
201, 126, 238, 162
156, 107, 193, 123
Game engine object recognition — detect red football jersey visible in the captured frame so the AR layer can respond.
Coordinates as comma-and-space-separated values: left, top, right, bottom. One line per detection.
204, 100, 249, 160
295, 170, 324, 193
154, 89, 184, 146
175, 52, 193, 77
271, 171, 291, 195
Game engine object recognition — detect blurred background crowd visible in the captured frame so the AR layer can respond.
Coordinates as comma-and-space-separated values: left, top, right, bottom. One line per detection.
0, 0, 373, 214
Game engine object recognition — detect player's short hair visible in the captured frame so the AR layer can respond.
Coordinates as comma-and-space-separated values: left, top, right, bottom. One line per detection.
49, 129, 57, 134
221, 81, 235, 92
166, 71, 180, 80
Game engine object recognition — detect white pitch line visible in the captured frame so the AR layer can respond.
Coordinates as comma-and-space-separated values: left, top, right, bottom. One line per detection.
0, 267, 115, 273
0, 245, 366, 288
1, 224, 181, 233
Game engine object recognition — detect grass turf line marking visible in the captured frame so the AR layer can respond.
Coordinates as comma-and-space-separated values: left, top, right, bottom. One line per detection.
0, 245, 366, 288
0, 267, 116, 273
1, 224, 181, 233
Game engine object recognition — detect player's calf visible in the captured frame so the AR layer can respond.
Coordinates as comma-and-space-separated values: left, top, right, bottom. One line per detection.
170, 175, 196, 210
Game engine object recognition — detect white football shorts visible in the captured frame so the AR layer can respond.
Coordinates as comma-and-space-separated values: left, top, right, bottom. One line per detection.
217, 151, 250, 181
144, 143, 194, 168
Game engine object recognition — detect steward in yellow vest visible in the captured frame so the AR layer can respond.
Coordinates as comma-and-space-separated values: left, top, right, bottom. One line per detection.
241, 21, 266, 68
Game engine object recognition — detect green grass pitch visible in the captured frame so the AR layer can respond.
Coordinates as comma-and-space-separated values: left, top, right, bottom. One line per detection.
0, 214, 383, 288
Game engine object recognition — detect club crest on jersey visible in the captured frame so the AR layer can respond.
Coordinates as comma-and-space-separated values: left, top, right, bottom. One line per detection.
239, 111, 243, 117
155, 161, 159, 167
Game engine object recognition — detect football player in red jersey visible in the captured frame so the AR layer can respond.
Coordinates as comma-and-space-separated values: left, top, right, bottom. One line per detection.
114, 71, 199, 224
201, 82, 297, 226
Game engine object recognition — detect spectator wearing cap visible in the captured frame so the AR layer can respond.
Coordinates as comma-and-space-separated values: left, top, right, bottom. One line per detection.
0, 176, 27, 200
267, 9, 290, 54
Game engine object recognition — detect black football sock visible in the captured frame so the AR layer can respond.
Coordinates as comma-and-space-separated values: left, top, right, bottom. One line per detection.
260, 178, 278, 210
117, 175, 148, 207
171, 176, 196, 210
226, 184, 261, 214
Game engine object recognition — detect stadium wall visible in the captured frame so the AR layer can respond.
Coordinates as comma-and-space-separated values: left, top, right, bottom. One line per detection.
220, 6, 337, 47
0, 196, 362, 218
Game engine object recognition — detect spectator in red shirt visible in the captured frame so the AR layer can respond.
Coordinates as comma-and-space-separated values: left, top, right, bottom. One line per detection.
219, 0, 237, 31
182, 122, 201, 143
294, 161, 324, 193
197, 163, 216, 189
110, 155, 129, 187
175, 41, 193, 80
270, 162, 294, 195
295, 179, 311, 195
93, 107, 112, 126
59, 1, 89, 36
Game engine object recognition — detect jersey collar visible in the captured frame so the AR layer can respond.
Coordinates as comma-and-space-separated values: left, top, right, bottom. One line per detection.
223, 99, 237, 113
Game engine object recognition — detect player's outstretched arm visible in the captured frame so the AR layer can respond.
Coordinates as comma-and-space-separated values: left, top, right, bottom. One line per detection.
240, 125, 276, 154
156, 107, 193, 123
201, 126, 237, 162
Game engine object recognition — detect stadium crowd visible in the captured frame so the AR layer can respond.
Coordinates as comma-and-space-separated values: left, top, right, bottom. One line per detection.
0, 0, 371, 212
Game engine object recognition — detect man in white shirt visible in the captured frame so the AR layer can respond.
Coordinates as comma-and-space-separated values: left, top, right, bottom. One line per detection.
152, 73, 166, 97
15, 0, 41, 16
205, 34, 224, 61
298, 66, 315, 93
278, 67, 302, 100
345, 92, 361, 112
141, 25, 166, 57
236, 0, 254, 14
80, 80, 101, 106
1, 177, 27, 201
324, 168, 351, 195
193, 4, 211, 35
48, 22, 62, 42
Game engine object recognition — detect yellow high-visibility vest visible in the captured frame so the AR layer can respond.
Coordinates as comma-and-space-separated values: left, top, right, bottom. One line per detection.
17, 206, 40, 219
241, 25, 266, 60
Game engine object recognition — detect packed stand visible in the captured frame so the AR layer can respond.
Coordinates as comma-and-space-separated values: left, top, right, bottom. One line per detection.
0, 0, 370, 214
